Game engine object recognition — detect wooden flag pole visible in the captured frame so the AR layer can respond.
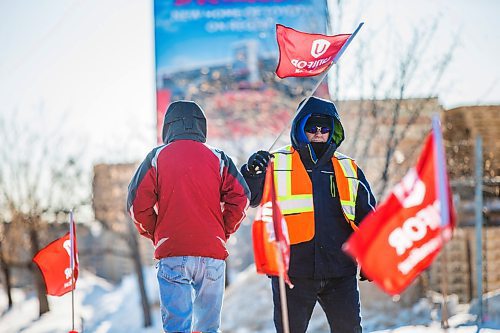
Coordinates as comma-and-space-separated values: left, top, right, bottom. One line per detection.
276, 244, 290, 333
269, 162, 291, 333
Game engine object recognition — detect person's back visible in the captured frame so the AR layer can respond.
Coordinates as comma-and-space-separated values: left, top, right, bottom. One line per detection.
154, 139, 243, 259
127, 100, 250, 333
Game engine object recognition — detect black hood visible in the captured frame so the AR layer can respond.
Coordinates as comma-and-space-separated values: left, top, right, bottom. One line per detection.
290, 96, 345, 151
162, 100, 207, 144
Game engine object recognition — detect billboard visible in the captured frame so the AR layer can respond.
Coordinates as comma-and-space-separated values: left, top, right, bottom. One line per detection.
154, 0, 329, 142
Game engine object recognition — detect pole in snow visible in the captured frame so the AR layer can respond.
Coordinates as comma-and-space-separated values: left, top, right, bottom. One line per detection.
69, 209, 78, 333
432, 115, 450, 329
475, 136, 483, 330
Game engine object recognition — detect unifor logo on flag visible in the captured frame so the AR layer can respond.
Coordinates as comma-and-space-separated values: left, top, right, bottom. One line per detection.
343, 132, 455, 295
33, 231, 79, 296
275, 24, 359, 78
252, 162, 292, 287
311, 39, 331, 58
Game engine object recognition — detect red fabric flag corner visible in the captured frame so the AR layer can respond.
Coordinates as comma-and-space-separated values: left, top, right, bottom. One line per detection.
252, 162, 292, 287
275, 24, 352, 78
344, 132, 455, 295
33, 231, 79, 297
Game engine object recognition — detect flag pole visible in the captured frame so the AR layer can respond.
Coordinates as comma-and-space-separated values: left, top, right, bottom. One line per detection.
268, 22, 364, 151
268, 64, 332, 151
332, 22, 364, 64
270, 163, 291, 333
474, 135, 484, 328
69, 210, 76, 332
432, 115, 450, 329
276, 245, 290, 333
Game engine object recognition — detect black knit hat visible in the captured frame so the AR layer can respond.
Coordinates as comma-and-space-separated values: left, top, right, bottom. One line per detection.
305, 114, 332, 129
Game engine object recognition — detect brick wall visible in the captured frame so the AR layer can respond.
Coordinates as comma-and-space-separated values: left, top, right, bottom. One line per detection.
92, 163, 155, 282
428, 226, 500, 302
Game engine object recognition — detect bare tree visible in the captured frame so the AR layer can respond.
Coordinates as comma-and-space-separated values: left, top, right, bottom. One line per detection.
92, 163, 152, 327
126, 217, 153, 327
0, 107, 88, 316
0, 223, 13, 310
328, 7, 458, 199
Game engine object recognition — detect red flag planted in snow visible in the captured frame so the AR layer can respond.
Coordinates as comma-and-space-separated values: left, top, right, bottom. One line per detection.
275, 23, 363, 78
343, 132, 455, 295
33, 221, 79, 296
252, 162, 292, 287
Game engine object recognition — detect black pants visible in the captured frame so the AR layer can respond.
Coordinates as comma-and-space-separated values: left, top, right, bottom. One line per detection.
271, 276, 362, 333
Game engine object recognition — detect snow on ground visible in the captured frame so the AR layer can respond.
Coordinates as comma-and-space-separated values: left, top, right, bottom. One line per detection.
0, 266, 499, 333
222, 265, 500, 333
0, 269, 163, 333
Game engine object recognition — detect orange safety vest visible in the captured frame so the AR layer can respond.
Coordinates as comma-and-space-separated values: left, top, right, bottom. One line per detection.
272, 145, 360, 245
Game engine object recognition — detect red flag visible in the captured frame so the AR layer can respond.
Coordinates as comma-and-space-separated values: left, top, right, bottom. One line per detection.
275, 24, 354, 78
33, 230, 79, 296
343, 132, 455, 295
252, 162, 292, 286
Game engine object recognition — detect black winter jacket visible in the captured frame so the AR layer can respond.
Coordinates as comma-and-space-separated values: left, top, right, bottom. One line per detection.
242, 96, 376, 279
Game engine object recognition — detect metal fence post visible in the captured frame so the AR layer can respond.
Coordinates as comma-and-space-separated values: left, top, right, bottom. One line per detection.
475, 135, 483, 327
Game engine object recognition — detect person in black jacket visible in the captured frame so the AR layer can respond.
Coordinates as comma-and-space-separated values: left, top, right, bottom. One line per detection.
241, 96, 376, 333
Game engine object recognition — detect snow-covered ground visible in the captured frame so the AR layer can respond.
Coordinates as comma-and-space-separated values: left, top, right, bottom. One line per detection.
0, 267, 499, 333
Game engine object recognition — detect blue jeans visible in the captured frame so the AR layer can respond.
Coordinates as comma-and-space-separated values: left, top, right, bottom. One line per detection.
271, 276, 362, 333
157, 256, 225, 333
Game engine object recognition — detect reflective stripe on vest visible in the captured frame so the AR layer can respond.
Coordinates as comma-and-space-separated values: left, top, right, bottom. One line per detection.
274, 146, 314, 215
273, 146, 314, 244
272, 146, 360, 244
332, 152, 359, 232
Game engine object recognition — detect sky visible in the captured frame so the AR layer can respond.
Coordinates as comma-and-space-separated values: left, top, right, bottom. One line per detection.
0, 0, 498, 165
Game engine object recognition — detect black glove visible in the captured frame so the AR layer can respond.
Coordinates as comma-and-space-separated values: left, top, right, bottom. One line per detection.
247, 150, 273, 175
359, 269, 372, 282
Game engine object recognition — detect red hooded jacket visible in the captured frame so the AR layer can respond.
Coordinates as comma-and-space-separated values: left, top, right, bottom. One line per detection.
127, 101, 250, 260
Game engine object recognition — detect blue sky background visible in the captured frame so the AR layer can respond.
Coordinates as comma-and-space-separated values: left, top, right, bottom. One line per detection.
0, 0, 498, 164
335, 0, 500, 106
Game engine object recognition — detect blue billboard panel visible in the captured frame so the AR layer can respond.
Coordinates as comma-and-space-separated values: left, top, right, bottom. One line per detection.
155, 0, 327, 77
154, 0, 329, 142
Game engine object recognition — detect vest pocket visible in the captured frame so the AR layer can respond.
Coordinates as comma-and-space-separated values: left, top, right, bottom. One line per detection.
330, 175, 336, 197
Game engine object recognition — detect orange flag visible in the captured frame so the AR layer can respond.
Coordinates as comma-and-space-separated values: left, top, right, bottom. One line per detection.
252, 162, 292, 286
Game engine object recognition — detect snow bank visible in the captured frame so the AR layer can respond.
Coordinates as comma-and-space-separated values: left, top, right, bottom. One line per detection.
221, 265, 500, 333
1, 266, 499, 333
0, 269, 164, 333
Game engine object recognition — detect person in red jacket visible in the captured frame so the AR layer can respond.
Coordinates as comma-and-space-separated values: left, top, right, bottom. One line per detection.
127, 100, 250, 333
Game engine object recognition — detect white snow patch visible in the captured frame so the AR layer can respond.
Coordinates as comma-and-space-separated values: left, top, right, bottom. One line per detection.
0, 266, 499, 333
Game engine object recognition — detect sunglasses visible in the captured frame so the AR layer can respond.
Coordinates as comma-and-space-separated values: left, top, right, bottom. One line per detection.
305, 126, 331, 134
